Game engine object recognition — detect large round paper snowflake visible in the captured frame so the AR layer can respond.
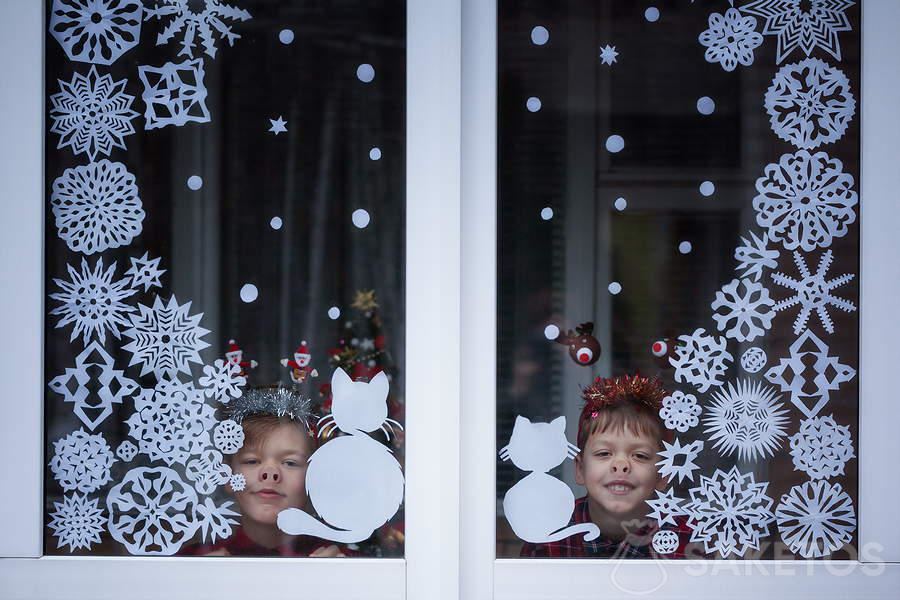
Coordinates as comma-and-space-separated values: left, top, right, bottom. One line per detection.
765, 58, 855, 150
49, 0, 143, 65
50, 429, 114, 494
144, 0, 253, 59
122, 295, 210, 379
789, 415, 854, 480
48, 493, 106, 551
107, 466, 199, 555
776, 480, 856, 558
213, 419, 245, 455
669, 328, 733, 393
698, 8, 763, 72
51, 160, 145, 255
740, 347, 768, 374
185, 448, 232, 495
704, 379, 789, 462
711, 278, 776, 342
199, 359, 246, 404
659, 391, 702, 433
753, 150, 857, 252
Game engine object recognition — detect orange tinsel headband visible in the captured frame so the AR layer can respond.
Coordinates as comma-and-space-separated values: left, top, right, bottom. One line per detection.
580, 374, 667, 421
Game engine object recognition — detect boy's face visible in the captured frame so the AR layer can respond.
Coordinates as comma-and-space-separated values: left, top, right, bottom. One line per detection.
575, 426, 665, 523
231, 423, 313, 527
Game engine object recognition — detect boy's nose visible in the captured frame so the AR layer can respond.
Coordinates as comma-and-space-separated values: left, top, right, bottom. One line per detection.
260, 469, 280, 482
611, 459, 630, 473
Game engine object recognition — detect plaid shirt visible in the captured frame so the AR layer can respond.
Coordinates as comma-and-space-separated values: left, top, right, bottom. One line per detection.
179, 526, 350, 557
519, 496, 693, 559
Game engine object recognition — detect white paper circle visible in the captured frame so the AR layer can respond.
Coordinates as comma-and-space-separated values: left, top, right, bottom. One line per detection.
615, 197, 627, 211
678, 241, 692, 254
526, 97, 542, 112
544, 324, 560, 340
328, 306, 341, 320
540, 207, 554, 220
279, 29, 294, 44
645, 7, 660, 22
605, 135, 624, 153
352, 209, 371, 228
608, 281, 622, 295
187, 175, 203, 191
357, 63, 375, 83
270, 216, 283, 230
699, 181, 716, 197
697, 96, 715, 115
531, 26, 549, 45
240, 284, 258, 303
369, 147, 382, 160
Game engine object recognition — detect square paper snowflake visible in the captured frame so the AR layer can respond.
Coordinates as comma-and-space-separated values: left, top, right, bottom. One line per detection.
138, 59, 211, 130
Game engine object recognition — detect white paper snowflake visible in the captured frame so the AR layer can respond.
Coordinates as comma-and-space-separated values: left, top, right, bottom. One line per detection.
789, 415, 854, 479
765, 329, 856, 418
685, 466, 775, 558
659, 390, 702, 433
51, 160, 145, 255
669, 328, 733, 393
213, 419, 245, 455
185, 448, 232, 495
125, 252, 165, 292
107, 466, 199, 555
48, 341, 139, 431
734, 231, 780, 283
711, 278, 776, 342
772, 249, 856, 335
125, 380, 217, 466
199, 359, 246, 404
229, 472, 246, 492
741, 0, 855, 64
599, 45, 619, 65
49, 68, 139, 162
765, 58, 855, 149
50, 257, 136, 345
657, 439, 704, 484
753, 150, 857, 252
144, 0, 252, 59
138, 59, 211, 129
698, 8, 763, 71
50, 429, 114, 494
49, 0, 143, 65
194, 497, 239, 544
116, 440, 138, 462
652, 530, 680, 555
704, 379, 790, 462
776, 480, 855, 558
740, 347, 768, 373
48, 493, 106, 551
646, 488, 688, 527
122, 295, 210, 379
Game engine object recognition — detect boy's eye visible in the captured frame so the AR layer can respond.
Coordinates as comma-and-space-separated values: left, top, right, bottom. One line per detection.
283, 460, 299, 467
241, 458, 259, 465
634, 453, 651, 460
593, 451, 610, 458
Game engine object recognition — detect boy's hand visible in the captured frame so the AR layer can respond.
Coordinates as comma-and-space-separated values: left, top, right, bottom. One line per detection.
310, 544, 345, 558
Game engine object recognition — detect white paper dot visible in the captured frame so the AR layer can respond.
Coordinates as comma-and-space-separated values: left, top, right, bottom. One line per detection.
605, 135, 625, 153
279, 29, 294, 44
699, 181, 716, 197
531, 26, 549, 45
352, 209, 371, 229
369, 147, 382, 160
270, 216, 283, 230
240, 284, 258, 303
357, 63, 375, 83
540, 207, 554, 220
328, 306, 341, 320
187, 175, 203, 191
544, 324, 560, 340
645, 7, 660, 22
608, 281, 622, 295
697, 96, 715, 115
679, 241, 693, 254
526, 97, 542, 112
614, 197, 627, 211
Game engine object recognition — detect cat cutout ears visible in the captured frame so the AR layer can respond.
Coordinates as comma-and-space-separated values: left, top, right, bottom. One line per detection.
500, 416, 601, 544
317, 368, 403, 440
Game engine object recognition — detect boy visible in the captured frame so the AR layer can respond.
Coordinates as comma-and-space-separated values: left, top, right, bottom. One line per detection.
520, 374, 692, 558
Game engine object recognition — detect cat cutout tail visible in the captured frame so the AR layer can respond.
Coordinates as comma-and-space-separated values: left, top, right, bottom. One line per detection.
277, 508, 373, 544
544, 522, 601, 543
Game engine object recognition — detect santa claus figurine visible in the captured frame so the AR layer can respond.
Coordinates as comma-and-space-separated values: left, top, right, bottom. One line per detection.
225, 339, 258, 377
281, 340, 319, 384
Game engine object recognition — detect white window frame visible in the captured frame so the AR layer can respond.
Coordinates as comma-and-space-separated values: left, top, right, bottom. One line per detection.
460, 0, 900, 598
0, 1, 461, 599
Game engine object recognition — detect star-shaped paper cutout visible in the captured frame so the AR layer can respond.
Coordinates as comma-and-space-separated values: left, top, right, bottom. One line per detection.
599, 45, 619, 65
352, 289, 379, 311
268, 116, 287, 135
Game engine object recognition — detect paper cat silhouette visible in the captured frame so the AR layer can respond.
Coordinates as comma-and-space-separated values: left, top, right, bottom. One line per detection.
276, 368, 404, 543
500, 415, 601, 543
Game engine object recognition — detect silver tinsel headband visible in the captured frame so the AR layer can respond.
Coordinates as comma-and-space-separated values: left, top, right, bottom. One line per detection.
226, 385, 316, 430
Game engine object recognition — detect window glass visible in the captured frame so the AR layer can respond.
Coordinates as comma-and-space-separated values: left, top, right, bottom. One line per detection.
497, 0, 859, 560
44, 0, 405, 557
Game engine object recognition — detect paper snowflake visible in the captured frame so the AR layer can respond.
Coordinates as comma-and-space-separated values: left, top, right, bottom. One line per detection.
48, 493, 106, 552
50, 257, 136, 346
669, 328, 733, 393
776, 480, 855, 558
125, 252, 165, 292
765, 329, 856, 418
599, 45, 619, 65
138, 60, 211, 129
646, 489, 688, 527
657, 439, 703, 484
194, 497, 239, 543
213, 419, 245, 455
698, 8, 763, 71
659, 391, 702, 433
685, 466, 775, 558
704, 379, 789, 462
652, 530, 680, 555
51, 160, 145, 255
734, 231, 780, 283
125, 380, 217, 466
49, 68, 138, 162
48, 0, 143, 65
185, 448, 232, 495
48, 341, 139, 431
107, 466, 199, 555
122, 295, 210, 379
771, 249, 856, 335
789, 415, 854, 479
116, 440, 138, 462
268, 116, 287, 135
50, 429, 114, 494
765, 58, 855, 149
199, 359, 246, 404
711, 278, 776, 342
741, 0, 855, 64
229, 472, 246, 492
753, 150, 857, 252
740, 347, 768, 373
144, 0, 252, 59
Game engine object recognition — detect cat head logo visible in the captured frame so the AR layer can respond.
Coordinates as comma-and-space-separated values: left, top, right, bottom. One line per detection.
330, 367, 389, 434
501, 415, 576, 473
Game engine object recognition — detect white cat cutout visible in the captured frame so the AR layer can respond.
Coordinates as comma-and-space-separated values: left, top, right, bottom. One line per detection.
276, 368, 404, 543
500, 416, 601, 543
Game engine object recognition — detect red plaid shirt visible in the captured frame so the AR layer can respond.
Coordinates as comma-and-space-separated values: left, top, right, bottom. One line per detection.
519, 496, 693, 559
179, 526, 352, 557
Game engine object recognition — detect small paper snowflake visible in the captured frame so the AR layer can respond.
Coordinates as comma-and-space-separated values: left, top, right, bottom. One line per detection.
194, 497, 239, 543
704, 379, 789, 462
185, 449, 232, 495
711, 278, 776, 342
646, 488, 688, 527
789, 415, 854, 480
138, 59, 211, 129
771, 249, 856, 335
48, 493, 106, 551
657, 439, 703, 484
740, 347, 768, 373
122, 295, 210, 379
50, 429, 114, 494
229, 473, 246, 492
741, 0, 855, 64
144, 0, 252, 59
734, 231, 780, 283
48, 0, 143, 65
214, 419, 245, 455
125, 252, 165, 292
669, 328, 733, 393
599, 45, 619, 65
116, 440, 138, 463
698, 8, 763, 71
776, 480, 856, 558
199, 359, 246, 404
652, 530, 680, 555
659, 391, 702, 433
